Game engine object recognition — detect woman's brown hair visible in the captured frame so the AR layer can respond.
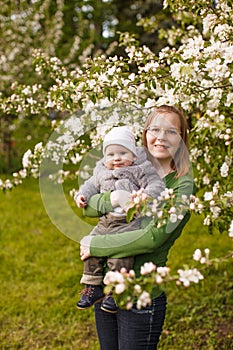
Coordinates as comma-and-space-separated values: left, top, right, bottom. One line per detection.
142, 105, 190, 177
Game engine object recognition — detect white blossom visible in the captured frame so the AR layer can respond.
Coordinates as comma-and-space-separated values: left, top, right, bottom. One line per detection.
70, 153, 83, 164
126, 301, 134, 310
104, 271, 125, 285
155, 275, 163, 284
136, 291, 151, 309
210, 205, 221, 218
177, 268, 204, 287
229, 220, 233, 238
145, 98, 156, 108
170, 213, 178, 223
220, 162, 229, 177
19, 169, 27, 178
140, 262, 156, 275
200, 257, 207, 264
156, 266, 170, 277
22, 149, 32, 168
204, 192, 213, 201
204, 248, 210, 260
213, 182, 220, 195
128, 269, 136, 278
193, 249, 202, 261
115, 283, 126, 294
203, 215, 211, 226
134, 284, 142, 294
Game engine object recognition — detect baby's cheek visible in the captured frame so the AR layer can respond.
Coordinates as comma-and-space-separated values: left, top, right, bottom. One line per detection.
105, 161, 114, 170
123, 159, 133, 166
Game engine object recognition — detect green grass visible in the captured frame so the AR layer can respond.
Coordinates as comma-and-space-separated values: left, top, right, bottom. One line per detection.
0, 178, 232, 349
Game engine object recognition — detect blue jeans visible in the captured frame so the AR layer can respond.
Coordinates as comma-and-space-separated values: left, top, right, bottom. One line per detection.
94, 292, 167, 350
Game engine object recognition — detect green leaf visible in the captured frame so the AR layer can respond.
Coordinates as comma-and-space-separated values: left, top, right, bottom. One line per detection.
126, 206, 137, 223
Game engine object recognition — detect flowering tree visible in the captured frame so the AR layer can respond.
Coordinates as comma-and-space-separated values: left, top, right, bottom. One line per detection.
2, 0, 158, 171
0, 0, 232, 304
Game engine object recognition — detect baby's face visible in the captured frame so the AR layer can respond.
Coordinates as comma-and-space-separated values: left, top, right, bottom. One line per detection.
105, 144, 136, 170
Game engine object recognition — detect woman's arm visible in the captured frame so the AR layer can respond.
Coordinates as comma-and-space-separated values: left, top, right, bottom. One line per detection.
89, 213, 190, 258
83, 191, 113, 217
83, 190, 132, 216
88, 173, 194, 258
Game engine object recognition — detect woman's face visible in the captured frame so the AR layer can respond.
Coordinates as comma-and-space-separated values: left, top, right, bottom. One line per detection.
146, 112, 181, 165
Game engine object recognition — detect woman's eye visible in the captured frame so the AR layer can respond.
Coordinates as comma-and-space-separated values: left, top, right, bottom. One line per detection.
167, 129, 178, 135
151, 128, 160, 133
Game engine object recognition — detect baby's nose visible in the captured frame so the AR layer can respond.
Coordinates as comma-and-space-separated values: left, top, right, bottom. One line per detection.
113, 154, 121, 160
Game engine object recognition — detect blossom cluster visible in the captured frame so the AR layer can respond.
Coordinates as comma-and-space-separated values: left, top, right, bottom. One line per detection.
1, 0, 232, 191
103, 262, 171, 310
177, 268, 204, 287
0, 178, 22, 192
128, 188, 190, 228
127, 187, 233, 240
193, 248, 210, 264
103, 245, 233, 310
104, 254, 207, 310
2, 1, 233, 118
0, 142, 44, 191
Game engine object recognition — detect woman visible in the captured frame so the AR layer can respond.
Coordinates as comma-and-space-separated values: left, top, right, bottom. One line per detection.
80, 105, 194, 350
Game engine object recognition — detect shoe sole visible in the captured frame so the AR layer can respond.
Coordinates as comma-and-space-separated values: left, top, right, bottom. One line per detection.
100, 305, 118, 314
76, 297, 105, 310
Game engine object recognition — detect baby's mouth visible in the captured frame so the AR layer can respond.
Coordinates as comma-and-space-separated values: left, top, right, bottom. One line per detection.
114, 163, 124, 168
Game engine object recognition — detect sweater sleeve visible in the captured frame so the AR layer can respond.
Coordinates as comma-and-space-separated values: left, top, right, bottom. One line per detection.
83, 191, 113, 217
90, 213, 190, 258
90, 218, 158, 257
76, 159, 104, 202
89, 173, 194, 258
77, 175, 99, 202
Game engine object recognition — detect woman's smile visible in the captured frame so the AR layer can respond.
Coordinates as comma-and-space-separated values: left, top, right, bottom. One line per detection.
154, 143, 169, 150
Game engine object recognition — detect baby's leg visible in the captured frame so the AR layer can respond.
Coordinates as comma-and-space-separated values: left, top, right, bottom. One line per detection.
77, 257, 105, 310
81, 257, 105, 285
107, 257, 134, 272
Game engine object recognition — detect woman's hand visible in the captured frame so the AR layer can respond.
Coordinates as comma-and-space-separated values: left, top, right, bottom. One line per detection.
110, 190, 132, 211
80, 235, 93, 260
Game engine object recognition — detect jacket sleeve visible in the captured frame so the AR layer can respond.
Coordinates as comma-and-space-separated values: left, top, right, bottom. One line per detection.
76, 160, 103, 201
132, 147, 165, 199
76, 176, 98, 202
89, 174, 194, 258
139, 160, 165, 199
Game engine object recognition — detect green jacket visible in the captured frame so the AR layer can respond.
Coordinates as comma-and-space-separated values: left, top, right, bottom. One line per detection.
84, 171, 194, 297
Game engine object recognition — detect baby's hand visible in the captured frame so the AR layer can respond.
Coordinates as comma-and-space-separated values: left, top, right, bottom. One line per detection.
75, 194, 87, 208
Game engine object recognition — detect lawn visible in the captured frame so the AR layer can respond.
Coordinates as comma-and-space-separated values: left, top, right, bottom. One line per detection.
0, 178, 232, 349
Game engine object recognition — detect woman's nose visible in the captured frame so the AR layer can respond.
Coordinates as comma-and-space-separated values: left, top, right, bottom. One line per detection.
157, 128, 166, 139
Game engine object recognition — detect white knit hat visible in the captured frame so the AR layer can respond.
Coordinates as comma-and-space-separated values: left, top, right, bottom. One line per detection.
103, 126, 137, 156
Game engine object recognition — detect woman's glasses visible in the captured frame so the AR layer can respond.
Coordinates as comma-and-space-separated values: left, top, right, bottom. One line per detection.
146, 126, 181, 138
